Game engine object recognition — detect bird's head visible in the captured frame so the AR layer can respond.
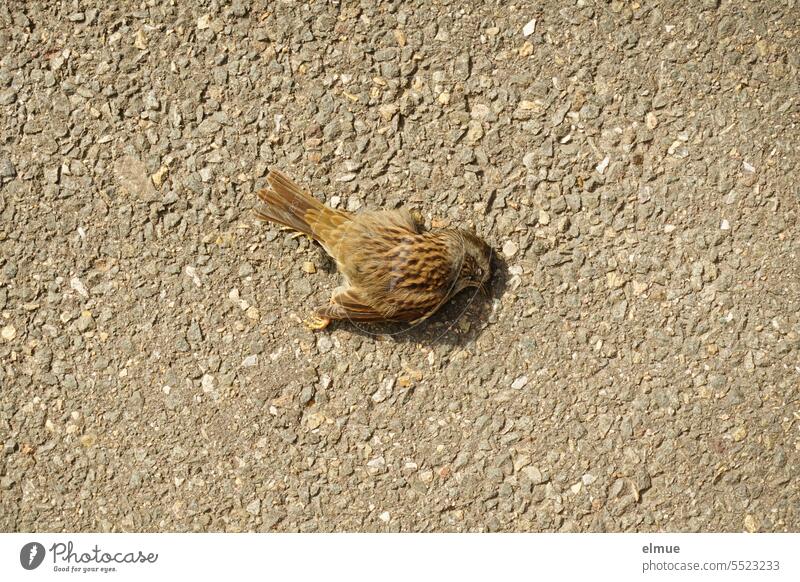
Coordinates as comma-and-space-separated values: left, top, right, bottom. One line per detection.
456, 230, 494, 294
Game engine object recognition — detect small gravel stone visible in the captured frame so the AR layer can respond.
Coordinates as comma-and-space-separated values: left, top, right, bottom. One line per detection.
367, 456, 386, 475
0, 89, 16, 106
466, 120, 484, 143
0, 157, 16, 178
80, 433, 97, 447
606, 272, 626, 289
239, 263, 254, 277
316, 335, 333, 354
70, 276, 89, 298
731, 425, 748, 442
470, 103, 491, 121
75, 312, 95, 332
246, 499, 261, 515
114, 155, 157, 200
299, 384, 315, 405
198, 119, 220, 135
4, 262, 18, 279
522, 152, 537, 170
305, 412, 324, 430
187, 320, 203, 343
668, 140, 689, 158
185, 266, 202, 287
1, 325, 16, 341
538, 209, 550, 225
454, 53, 471, 80
134, 29, 147, 49
521, 466, 547, 484
744, 514, 757, 533
378, 103, 398, 121
522, 19, 537, 37
201, 374, 215, 392
371, 378, 395, 403
164, 213, 181, 229
144, 91, 160, 110
502, 240, 519, 258
511, 375, 528, 390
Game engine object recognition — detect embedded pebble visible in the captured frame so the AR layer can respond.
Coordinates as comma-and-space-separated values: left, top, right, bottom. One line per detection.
538, 209, 550, 225
371, 378, 395, 403
522, 19, 537, 37
502, 241, 519, 258
246, 499, 261, 515
521, 466, 547, 484
511, 375, 529, 390
75, 312, 95, 332
1, 325, 16, 341
317, 335, 333, 354
70, 276, 89, 298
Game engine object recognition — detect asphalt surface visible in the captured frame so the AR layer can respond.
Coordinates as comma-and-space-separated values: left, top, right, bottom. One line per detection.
0, 1, 798, 532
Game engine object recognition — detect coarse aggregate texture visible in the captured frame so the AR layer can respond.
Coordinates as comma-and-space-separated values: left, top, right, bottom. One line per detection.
1, 0, 798, 532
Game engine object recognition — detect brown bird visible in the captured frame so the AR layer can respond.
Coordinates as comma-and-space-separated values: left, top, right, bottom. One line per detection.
255, 169, 493, 329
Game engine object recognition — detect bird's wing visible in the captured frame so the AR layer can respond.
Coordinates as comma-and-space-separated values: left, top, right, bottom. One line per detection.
316, 288, 431, 323
344, 208, 420, 235
315, 288, 385, 322
381, 208, 421, 234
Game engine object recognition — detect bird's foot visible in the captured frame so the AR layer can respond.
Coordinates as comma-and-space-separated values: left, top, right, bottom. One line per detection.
304, 314, 331, 331
410, 209, 425, 228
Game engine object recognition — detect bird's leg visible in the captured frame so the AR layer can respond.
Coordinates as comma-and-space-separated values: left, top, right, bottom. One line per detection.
276, 226, 314, 243
288, 230, 314, 242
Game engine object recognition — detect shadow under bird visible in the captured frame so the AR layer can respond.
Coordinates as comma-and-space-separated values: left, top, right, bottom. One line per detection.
255, 169, 493, 330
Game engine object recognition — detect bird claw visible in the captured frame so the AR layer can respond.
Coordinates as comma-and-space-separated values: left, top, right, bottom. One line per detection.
304, 315, 331, 331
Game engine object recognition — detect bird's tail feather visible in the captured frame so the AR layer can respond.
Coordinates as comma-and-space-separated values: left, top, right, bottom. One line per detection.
255, 169, 327, 237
